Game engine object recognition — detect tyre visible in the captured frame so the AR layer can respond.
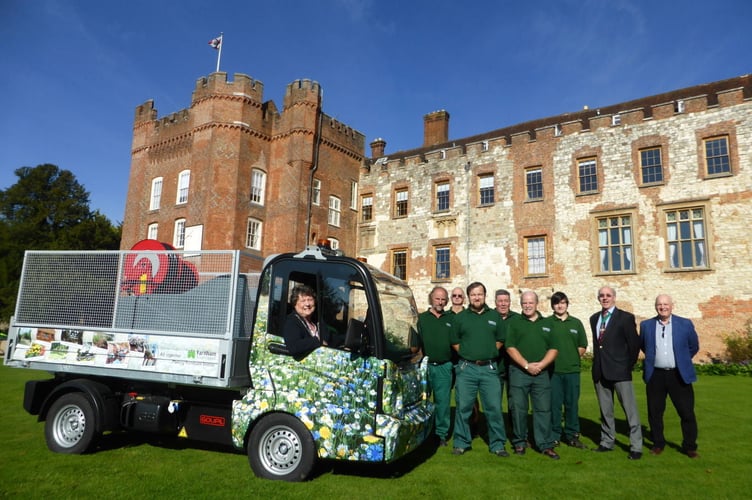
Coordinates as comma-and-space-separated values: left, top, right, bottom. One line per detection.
248, 413, 316, 481
45, 393, 100, 454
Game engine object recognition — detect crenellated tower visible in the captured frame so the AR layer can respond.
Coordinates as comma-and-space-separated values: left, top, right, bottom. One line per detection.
122, 72, 364, 264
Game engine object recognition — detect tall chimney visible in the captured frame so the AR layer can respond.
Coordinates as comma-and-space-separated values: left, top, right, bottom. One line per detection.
423, 110, 450, 147
370, 137, 386, 158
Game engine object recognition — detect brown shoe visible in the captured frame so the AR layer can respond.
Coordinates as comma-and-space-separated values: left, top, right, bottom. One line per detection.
650, 447, 664, 455
542, 448, 560, 460
686, 450, 699, 459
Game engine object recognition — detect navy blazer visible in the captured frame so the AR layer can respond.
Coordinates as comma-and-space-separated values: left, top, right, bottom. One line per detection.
640, 314, 699, 384
589, 307, 640, 382
282, 312, 330, 358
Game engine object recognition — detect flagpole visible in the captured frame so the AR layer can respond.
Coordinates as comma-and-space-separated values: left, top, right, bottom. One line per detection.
216, 32, 223, 73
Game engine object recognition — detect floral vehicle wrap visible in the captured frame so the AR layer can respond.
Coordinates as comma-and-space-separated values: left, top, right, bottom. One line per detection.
231, 318, 433, 462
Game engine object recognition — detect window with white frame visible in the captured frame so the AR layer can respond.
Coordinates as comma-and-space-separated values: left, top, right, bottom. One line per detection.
665, 207, 708, 269
361, 195, 373, 222
245, 218, 262, 250
328, 196, 341, 227
640, 147, 664, 184
312, 179, 321, 205
597, 215, 633, 273
704, 136, 730, 176
479, 174, 494, 205
392, 249, 407, 280
434, 246, 450, 279
526, 167, 543, 201
350, 181, 358, 210
436, 182, 450, 211
578, 159, 598, 194
525, 236, 546, 275
150, 177, 163, 210
176, 170, 190, 204
394, 189, 408, 218
251, 169, 266, 205
173, 219, 186, 248
147, 223, 158, 240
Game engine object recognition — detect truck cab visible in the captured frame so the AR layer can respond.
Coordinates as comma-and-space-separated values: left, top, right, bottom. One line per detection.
238, 246, 432, 479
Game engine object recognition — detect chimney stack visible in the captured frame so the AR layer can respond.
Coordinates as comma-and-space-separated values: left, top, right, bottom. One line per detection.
370, 137, 386, 158
423, 110, 450, 147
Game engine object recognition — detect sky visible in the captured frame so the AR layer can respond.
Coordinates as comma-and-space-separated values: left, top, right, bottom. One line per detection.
1, 0, 750, 224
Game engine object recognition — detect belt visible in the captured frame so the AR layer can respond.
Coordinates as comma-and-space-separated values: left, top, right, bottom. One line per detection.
461, 358, 494, 366
656, 367, 676, 371
428, 360, 450, 366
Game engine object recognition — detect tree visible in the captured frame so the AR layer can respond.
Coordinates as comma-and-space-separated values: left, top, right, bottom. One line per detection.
0, 164, 121, 322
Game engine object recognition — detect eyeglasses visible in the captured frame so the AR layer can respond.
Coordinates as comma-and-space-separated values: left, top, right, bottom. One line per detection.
452, 294, 463, 298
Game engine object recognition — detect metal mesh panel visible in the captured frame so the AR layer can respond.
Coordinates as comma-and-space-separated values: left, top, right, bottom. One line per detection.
115, 252, 236, 336
15, 250, 248, 338
15, 252, 119, 328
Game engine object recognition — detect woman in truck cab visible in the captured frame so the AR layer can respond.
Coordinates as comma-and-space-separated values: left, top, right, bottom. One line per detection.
282, 285, 330, 358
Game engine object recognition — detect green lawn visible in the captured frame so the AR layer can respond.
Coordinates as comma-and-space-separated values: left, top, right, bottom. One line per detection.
1, 363, 750, 499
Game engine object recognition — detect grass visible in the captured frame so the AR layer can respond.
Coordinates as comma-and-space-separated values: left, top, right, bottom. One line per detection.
1, 363, 751, 499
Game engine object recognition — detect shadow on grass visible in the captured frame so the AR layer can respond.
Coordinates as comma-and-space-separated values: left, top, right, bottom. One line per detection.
92, 429, 438, 480
95, 431, 241, 455
316, 437, 440, 479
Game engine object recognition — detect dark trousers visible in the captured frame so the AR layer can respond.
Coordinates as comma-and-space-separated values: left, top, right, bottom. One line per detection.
551, 372, 581, 440
646, 368, 698, 451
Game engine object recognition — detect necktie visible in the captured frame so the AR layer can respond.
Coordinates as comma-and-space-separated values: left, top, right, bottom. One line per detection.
598, 310, 610, 344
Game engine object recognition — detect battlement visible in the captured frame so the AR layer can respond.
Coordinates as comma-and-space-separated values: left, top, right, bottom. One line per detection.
369, 73, 752, 161
191, 72, 264, 104
322, 113, 365, 153
134, 100, 158, 124
283, 79, 322, 109
154, 109, 191, 131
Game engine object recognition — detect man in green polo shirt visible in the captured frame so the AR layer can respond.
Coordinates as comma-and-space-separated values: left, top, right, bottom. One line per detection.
450, 282, 508, 457
549, 291, 588, 449
495, 289, 520, 422
506, 291, 560, 459
416, 286, 454, 446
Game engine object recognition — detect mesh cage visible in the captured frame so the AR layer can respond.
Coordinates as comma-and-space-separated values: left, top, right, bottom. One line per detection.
15, 250, 247, 338
15, 252, 120, 328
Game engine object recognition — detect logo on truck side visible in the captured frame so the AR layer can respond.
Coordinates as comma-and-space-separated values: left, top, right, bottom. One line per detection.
199, 415, 226, 427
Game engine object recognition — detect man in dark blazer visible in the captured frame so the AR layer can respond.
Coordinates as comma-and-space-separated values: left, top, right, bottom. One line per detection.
640, 294, 700, 458
589, 286, 643, 459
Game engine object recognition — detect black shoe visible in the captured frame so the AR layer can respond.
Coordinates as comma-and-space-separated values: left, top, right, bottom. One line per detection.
552, 439, 560, 447
542, 448, 560, 460
438, 439, 448, 447
514, 446, 526, 456
627, 451, 642, 460
452, 447, 471, 455
566, 437, 588, 449
593, 445, 613, 452
493, 448, 510, 457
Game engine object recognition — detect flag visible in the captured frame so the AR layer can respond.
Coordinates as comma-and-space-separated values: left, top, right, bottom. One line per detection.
208, 35, 222, 50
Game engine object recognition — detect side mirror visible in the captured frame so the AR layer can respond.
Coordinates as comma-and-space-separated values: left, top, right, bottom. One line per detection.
344, 318, 365, 351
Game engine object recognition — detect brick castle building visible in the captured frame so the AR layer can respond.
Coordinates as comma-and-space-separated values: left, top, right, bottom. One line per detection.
123, 72, 752, 359
122, 72, 365, 264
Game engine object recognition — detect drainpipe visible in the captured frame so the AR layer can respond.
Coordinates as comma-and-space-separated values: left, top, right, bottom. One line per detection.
306, 89, 324, 245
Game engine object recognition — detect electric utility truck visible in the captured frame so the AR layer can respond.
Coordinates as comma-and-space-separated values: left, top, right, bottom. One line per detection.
3, 242, 433, 481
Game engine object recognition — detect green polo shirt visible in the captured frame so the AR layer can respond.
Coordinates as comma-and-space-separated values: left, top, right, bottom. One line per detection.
505, 312, 555, 362
497, 309, 520, 371
547, 314, 588, 374
417, 308, 454, 363
450, 305, 505, 361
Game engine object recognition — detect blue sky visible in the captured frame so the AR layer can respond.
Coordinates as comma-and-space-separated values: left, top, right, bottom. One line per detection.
1, 0, 750, 224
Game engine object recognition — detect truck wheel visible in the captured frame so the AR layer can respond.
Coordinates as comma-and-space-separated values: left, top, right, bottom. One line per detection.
45, 393, 99, 454
248, 414, 315, 481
